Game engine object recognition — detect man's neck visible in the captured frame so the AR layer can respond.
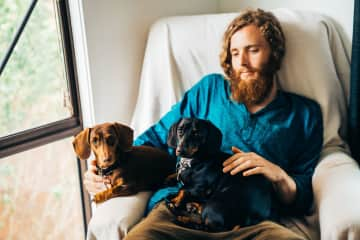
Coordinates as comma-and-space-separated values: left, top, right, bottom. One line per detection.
246, 80, 278, 114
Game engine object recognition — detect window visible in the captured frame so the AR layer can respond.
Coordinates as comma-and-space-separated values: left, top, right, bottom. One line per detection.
0, 0, 89, 238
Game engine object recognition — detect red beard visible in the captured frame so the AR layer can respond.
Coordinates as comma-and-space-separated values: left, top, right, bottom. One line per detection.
229, 66, 273, 105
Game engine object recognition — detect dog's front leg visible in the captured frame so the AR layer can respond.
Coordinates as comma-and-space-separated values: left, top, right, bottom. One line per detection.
170, 189, 188, 208
93, 188, 114, 203
92, 178, 125, 203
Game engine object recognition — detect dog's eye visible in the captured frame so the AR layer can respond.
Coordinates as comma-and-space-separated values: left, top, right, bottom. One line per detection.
92, 138, 99, 145
106, 136, 115, 146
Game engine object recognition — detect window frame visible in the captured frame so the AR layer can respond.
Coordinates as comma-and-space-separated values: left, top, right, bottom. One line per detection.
0, 0, 91, 234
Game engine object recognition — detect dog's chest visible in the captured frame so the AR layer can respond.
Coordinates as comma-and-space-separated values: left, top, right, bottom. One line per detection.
177, 158, 220, 192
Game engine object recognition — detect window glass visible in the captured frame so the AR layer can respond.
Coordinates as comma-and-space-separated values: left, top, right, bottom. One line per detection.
0, 137, 84, 239
0, 0, 32, 57
0, 0, 72, 137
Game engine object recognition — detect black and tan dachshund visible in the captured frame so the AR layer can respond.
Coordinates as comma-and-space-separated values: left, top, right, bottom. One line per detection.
166, 118, 274, 231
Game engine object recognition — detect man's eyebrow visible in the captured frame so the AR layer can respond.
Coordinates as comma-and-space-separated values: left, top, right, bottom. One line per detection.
246, 44, 261, 48
230, 44, 262, 51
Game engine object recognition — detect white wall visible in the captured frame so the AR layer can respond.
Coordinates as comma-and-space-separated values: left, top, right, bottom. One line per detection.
81, 0, 218, 124
219, 0, 354, 45
81, 0, 354, 125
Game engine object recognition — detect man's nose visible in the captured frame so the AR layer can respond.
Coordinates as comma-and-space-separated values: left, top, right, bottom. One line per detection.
239, 51, 249, 67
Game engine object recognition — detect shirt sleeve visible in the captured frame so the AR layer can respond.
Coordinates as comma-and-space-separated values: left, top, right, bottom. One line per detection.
133, 75, 214, 154
287, 102, 323, 215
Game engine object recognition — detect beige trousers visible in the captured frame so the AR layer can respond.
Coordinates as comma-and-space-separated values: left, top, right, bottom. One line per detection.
124, 202, 307, 240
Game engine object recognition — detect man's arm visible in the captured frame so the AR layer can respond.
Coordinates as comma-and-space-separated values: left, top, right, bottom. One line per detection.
223, 102, 323, 210
223, 147, 297, 205
134, 75, 213, 152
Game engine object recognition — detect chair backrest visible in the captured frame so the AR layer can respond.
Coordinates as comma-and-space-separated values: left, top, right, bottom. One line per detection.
131, 9, 350, 158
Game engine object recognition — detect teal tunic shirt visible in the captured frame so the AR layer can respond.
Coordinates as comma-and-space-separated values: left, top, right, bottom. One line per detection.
134, 73, 323, 216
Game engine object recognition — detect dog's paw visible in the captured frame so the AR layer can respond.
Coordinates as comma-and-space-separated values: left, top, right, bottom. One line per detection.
175, 215, 203, 230
93, 189, 113, 204
186, 202, 202, 214
166, 201, 177, 212
93, 193, 106, 204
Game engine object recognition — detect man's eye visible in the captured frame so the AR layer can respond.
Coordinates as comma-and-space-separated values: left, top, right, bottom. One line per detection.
249, 48, 259, 53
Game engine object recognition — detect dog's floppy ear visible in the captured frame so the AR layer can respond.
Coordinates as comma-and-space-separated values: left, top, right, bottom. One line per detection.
204, 120, 223, 153
167, 119, 181, 148
73, 128, 92, 160
112, 122, 134, 151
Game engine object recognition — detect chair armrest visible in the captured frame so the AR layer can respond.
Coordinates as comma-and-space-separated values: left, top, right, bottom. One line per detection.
313, 151, 360, 239
86, 191, 152, 240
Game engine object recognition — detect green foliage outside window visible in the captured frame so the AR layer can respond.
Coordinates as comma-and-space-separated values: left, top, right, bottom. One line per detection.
0, 0, 71, 137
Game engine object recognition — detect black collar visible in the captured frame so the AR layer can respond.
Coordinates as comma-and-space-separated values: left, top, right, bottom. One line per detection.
97, 160, 120, 176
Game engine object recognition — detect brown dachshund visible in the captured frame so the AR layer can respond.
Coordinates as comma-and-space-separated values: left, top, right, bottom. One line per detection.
73, 122, 175, 204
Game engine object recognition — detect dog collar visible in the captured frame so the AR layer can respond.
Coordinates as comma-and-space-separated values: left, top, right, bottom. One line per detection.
97, 161, 119, 176
176, 157, 192, 184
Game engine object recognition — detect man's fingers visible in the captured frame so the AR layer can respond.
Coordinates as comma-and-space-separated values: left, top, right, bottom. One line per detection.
83, 159, 110, 195
223, 156, 250, 173
223, 155, 236, 167
242, 166, 262, 177
84, 171, 110, 184
85, 171, 101, 182
223, 153, 244, 166
83, 179, 106, 195
223, 147, 245, 166
229, 160, 255, 175
232, 146, 243, 154
88, 164, 98, 174
89, 159, 97, 165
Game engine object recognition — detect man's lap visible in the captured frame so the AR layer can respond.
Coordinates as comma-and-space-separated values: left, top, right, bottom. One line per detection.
124, 201, 307, 240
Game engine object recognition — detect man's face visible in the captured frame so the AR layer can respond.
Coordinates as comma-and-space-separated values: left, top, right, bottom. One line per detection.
229, 24, 273, 105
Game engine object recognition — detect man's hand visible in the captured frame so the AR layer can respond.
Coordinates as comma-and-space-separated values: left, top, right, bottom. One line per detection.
222, 146, 297, 204
83, 159, 110, 195
223, 146, 285, 181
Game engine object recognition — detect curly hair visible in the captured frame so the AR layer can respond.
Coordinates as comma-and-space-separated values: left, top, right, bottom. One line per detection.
220, 9, 285, 79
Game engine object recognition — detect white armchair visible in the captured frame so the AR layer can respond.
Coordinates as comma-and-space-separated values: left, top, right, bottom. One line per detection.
87, 9, 360, 240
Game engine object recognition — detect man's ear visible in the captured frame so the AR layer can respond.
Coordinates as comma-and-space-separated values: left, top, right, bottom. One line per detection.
72, 128, 91, 160
167, 119, 181, 148
112, 122, 134, 151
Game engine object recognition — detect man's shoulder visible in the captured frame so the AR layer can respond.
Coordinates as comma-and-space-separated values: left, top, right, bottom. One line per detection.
195, 73, 225, 85
283, 91, 321, 113
282, 91, 323, 127
191, 73, 227, 92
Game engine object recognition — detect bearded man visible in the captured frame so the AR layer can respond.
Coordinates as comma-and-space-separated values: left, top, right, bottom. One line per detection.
85, 9, 323, 240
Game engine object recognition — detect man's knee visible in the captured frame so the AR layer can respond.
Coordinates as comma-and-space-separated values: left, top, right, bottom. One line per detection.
125, 225, 165, 240
255, 221, 307, 240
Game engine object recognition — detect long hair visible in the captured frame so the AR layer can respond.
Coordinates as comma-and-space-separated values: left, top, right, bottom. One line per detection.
220, 9, 285, 79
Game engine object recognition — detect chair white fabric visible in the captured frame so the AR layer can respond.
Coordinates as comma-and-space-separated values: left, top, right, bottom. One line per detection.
87, 9, 360, 240
86, 192, 152, 240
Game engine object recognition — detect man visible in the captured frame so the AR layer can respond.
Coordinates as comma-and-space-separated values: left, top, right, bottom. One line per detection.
84, 9, 323, 240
